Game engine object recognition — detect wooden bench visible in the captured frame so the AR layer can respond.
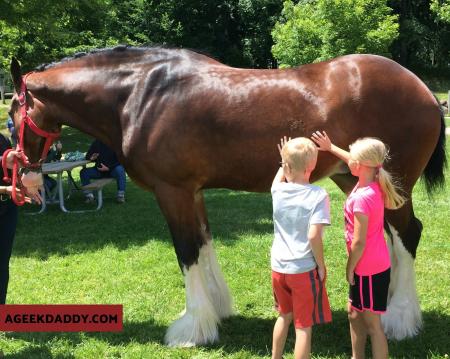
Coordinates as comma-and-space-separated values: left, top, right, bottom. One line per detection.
81, 178, 114, 211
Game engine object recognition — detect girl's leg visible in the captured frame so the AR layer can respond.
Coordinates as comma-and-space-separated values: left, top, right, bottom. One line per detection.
348, 303, 368, 359
294, 326, 312, 359
362, 311, 388, 359
272, 312, 292, 359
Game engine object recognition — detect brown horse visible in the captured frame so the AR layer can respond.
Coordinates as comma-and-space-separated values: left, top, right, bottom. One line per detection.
8, 46, 446, 346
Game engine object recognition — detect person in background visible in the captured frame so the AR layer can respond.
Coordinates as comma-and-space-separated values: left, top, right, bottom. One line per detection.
6, 116, 17, 147
43, 140, 63, 192
80, 139, 126, 203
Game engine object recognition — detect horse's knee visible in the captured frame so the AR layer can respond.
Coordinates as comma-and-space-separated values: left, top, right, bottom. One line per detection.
401, 216, 423, 258
386, 214, 423, 258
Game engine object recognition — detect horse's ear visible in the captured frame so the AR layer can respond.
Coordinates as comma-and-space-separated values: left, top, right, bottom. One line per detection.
10, 57, 22, 93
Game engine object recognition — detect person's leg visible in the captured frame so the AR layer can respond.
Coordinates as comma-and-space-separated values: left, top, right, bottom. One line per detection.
44, 175, 57, 191
80, 167, 102, 200
272, 312, 292, 359
80, 167, 102, 186
110, 165, 126, 202
0, 203, 18, 304
362, 311, 388, 359
348, 304, 368, 359
294, 326, 312, 359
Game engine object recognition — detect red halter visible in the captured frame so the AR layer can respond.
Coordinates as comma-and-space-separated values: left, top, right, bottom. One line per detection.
2, 72, 61, 205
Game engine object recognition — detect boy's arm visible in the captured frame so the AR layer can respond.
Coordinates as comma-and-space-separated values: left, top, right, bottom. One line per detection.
308, 223, 326, 280
311, 131, 351, 165
272, 167, 286, 187
346, 213, 368, 285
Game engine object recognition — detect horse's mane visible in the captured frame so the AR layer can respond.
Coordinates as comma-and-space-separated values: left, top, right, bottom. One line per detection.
35, 45, 219, 72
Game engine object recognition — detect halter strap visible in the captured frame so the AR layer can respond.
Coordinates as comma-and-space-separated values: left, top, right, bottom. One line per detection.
17, 72, 61, 167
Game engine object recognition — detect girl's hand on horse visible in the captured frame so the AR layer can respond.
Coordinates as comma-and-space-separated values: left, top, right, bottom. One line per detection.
311, 131, 332, 152
277, 136, 291, 157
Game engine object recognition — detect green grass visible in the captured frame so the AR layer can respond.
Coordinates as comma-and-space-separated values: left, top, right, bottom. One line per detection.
0, 96, 449, 358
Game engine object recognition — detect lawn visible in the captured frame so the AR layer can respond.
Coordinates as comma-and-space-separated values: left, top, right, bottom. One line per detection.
0, 95, 449, 358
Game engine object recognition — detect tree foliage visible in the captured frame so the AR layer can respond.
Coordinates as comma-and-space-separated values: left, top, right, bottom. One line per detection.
0, 0, 448, 73
0, 0, 281, 71
272, 0, 399, 67
389, 0, 450, 70
431, 0, 450, 23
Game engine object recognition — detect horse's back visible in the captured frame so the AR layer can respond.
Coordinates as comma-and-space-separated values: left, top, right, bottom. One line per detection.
129, 53, 441, 192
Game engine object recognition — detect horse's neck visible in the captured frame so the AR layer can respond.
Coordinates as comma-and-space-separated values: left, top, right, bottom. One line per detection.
31, 69, 126, 147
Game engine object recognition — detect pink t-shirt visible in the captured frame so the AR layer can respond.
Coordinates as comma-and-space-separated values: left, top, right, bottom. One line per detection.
344, 182, 390, 275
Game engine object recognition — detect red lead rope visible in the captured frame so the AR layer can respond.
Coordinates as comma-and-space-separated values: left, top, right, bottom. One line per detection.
1, 148, 26, 205
2, 72, 61, 206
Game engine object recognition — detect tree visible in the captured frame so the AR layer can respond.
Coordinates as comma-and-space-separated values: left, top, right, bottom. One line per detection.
431, 0, 450, 23
272, 0, 399, 67
389, 0, 450, 70
236, 0, 283, 68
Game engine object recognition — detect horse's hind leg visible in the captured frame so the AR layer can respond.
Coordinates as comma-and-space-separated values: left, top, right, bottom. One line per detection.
154, 183, 232, 347
383, 200, 423, 340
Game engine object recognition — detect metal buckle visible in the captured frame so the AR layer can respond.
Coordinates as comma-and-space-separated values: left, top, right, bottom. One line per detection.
18, 91, 26, 106
0, 194, 11, 202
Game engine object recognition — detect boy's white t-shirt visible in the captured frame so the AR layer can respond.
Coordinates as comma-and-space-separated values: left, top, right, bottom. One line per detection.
271, 182, 331, 274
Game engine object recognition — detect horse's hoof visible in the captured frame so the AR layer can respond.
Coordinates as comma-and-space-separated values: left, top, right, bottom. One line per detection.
382, 298, 422, 340
164, 310, 219, 347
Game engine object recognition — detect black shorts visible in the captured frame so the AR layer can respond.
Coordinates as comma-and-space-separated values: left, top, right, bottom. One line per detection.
349, 268, 390, 313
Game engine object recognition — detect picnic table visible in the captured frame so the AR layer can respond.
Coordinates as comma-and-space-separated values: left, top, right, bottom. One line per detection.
31, 160, 114, 214
34, 160, 89, 214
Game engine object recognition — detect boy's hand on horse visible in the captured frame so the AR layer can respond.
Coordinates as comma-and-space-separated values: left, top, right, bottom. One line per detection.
277, 136, 291, 157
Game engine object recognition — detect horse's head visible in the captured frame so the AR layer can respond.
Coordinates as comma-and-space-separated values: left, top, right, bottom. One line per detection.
9, 58, 61, 168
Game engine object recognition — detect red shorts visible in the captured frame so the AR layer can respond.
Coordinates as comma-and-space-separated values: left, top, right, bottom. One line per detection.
272, 269, 332, 328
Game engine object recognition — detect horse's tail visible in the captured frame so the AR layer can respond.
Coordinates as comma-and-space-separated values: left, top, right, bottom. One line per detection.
422, 97, 447, 194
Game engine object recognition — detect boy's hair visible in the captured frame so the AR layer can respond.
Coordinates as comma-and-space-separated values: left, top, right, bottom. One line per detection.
281, 137, 318, 172
350, 137, 406, 209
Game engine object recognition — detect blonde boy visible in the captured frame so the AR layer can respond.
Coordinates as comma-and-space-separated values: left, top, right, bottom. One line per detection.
271, 137, 332, 359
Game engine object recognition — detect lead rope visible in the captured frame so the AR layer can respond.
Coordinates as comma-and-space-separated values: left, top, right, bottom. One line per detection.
1, 148, 26, 205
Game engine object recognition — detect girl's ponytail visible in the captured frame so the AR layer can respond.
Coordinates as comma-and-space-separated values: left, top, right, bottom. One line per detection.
377, 167, 406, 209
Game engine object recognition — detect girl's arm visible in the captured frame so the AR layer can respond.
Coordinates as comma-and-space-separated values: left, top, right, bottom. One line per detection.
311, 131, 351, 165
346, 213, 368, 285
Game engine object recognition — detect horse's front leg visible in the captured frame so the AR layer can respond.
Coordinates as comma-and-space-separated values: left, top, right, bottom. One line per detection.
154, 183, 233, 347
383, 200, 423, 340
193, 191, 234, 320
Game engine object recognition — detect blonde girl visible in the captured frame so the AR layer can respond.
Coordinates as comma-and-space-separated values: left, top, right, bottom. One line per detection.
311, 131, 405, 359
